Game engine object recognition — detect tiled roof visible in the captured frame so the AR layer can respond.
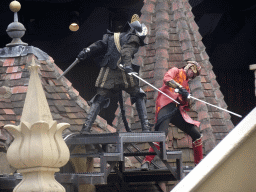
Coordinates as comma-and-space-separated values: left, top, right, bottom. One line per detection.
114, 0, 234, 167
0, 54, 115, 148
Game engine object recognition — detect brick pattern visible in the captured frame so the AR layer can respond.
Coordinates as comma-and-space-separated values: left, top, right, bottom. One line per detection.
0, 54, 116, 146
182, 0, 234, 148
173, 0, 215, 158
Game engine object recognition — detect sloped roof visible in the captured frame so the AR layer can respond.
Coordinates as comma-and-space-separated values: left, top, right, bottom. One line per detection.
0, 54, 115, 149
114, 0, 234, 166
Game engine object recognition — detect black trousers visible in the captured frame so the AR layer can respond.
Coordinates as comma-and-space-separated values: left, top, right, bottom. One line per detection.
155, 103, 201, 141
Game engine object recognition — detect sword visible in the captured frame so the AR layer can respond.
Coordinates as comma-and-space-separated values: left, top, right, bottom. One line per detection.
121, 67, 180, 104
57, 48, 90, 80
174, 89, 242, 118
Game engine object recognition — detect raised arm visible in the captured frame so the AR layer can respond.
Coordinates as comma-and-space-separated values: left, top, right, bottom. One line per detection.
77, 34, 109, 60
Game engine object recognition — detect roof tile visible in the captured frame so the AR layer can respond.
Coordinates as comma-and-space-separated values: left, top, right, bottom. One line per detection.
47, 100, 54, 106
60, 86, 68, 93
12, 86, 28, 94
106, 124, 116, 133
3, 109, 15, 115
53, 86, 63, 93
3, 58, 15, 67
50, 106, 59, 113
91, 126, 104, 133
6, 66, 18, 73
68, 100, 77, 107
41, 78, 48, 86
45, 92, 54, 99
58, 93, 69, 100
1, 73, 11, 80
66, 93, 71, 99
2, 114, 16, 121
55, 105, 66, 113
47, 79, 55, 86
10, 73, 22, 80
67, 113, 77, 119
0, 121, 5, 127
21, 71, 29, 78
65, 107, 81, 113
9, 98, 25, 108
3, 102, 13, 108
61, 77, 72, 87
0, 68, 6, 74
52, 93, 61, 100
74, 119, 84, 125
45, 85, 56, 93
77, 111, 86, 118
51, 79, 62, 86
52, 113, 63, 120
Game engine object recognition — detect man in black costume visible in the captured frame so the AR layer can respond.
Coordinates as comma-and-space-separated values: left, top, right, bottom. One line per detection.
77, 14, 150, 134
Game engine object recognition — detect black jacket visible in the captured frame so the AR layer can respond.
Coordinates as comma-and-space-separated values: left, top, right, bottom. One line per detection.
85, 29, 145, 70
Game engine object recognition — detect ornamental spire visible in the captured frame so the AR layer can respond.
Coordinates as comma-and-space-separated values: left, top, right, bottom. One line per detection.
6, 1, 27, 47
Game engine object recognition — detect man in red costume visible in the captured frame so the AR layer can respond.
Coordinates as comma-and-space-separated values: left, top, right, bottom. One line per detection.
141, 61, 203, 170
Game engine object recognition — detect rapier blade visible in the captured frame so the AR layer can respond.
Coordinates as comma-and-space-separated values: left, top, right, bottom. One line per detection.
188, 95, 242, 118
57, 58, 80, 80
131, 73, 180, 104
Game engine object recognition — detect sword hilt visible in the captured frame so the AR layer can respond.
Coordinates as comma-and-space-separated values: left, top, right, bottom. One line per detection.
174, 88, 191, 98
57, 48, 91, 80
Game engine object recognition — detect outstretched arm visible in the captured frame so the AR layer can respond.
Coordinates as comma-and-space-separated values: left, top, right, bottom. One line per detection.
77, 34, 109, 60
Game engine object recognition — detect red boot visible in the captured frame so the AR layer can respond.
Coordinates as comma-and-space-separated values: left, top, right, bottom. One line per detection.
141, 142, 160, 171
192, 135, 203, 165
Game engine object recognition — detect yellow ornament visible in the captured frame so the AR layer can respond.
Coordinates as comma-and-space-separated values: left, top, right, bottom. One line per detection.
69, 23, 79, 32
9, 1, 21, 13
131, 14, 140, 23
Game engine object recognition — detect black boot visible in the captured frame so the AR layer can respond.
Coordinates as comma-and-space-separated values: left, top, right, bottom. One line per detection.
135, 97, 151, 132
80, 95, 106, 134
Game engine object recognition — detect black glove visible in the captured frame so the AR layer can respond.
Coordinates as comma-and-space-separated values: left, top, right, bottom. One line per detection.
124, 65, 134, 75
178, 88, 189, 99
77, 49, 88, 61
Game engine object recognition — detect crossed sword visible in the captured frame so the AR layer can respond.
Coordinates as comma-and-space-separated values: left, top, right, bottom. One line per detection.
57, 58, 242, 118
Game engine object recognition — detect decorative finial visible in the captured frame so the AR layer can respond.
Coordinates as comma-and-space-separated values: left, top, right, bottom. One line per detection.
9, 1, 21, 13
131, 14, 140, 23
6, 1, 27, 47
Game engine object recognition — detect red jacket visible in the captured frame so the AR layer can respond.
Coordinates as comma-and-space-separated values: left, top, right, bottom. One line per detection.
155, 67, 200, 127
